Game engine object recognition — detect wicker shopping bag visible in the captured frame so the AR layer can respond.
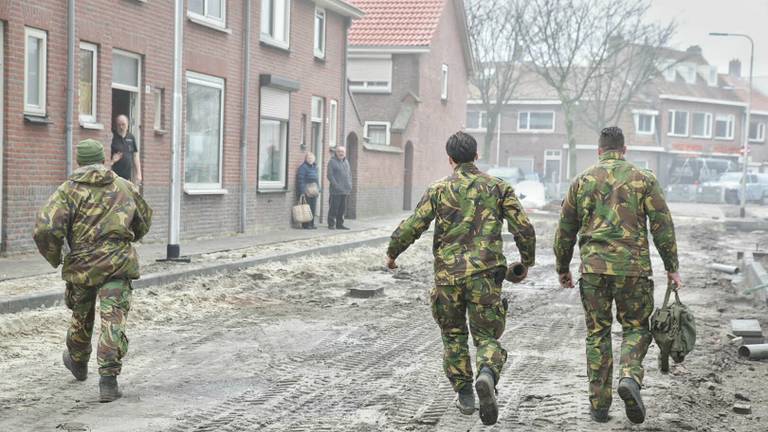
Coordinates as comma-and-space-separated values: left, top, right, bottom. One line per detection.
292, 195, 313, 224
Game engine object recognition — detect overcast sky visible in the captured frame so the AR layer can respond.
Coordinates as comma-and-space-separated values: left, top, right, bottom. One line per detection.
648, 0, 768, 77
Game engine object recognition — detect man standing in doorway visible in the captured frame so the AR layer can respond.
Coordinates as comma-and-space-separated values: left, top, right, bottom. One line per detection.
386, 132, 536, 426
111, 114, 142, 185
34, 139, 152, 402
327, 146, 353, 230
554, 127, 681, 425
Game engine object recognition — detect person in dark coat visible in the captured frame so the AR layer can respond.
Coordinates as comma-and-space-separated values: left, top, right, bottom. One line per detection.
297, 152, 320, 229
327, 146, 353, 230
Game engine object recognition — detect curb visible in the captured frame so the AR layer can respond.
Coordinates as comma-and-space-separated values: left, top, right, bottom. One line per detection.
0, 236, 392, 315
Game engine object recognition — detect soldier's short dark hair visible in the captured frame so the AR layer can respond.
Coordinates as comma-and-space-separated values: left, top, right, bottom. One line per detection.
446, 132, 477, 163
599, 127, 625, 151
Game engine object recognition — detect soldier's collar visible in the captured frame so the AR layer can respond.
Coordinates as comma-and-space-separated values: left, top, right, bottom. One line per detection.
599, 151, 625, 161
454, 162, 479, 173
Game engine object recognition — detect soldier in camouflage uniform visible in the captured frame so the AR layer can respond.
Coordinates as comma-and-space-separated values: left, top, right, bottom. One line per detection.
554, 127, 681, 424
386, 132, 536, 426
33, 139, 152, 403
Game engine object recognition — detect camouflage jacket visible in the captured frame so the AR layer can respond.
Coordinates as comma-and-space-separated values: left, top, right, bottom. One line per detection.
388, 163, 536, 285
553, 151, 679, 277
33, 165, 153, 287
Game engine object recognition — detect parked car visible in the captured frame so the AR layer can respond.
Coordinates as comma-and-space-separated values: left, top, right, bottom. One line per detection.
488, 167, 546, 209
702, 172, 768, 204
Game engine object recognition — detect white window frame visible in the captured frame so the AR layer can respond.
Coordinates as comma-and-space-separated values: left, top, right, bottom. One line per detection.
466, 110, 488, 131
634, 113, 655, 135
364, 121, 391, 146
517, 111, 556, 133
750, 121, 766, 143
153, 88, 164, 131
188, 0, 227, 29
667, 110, 689, 137
328, 99, 338, 148
261, 0, 291, 50
441, 64, 449, 101
714, 114, 735, 140
112, 49, 142, 93
313, 7, 326, 59
78, 42, 98, 124
348, 56, 393, 94
258, 87, 291, 191
24, 27, 47, 116
185, 72, 226, 192
690, 112, 712, 138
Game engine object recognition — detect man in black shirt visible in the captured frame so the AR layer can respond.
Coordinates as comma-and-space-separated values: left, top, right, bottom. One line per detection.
110, 115, 142, 185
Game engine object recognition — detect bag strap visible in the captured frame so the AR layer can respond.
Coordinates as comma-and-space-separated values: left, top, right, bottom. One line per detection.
662, 280, 676, 307
299, 195, 307, 205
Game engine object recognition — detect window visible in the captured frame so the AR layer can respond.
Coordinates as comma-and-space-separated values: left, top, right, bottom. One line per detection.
634, 113, 655, 135
24, 27, 47, 116
153, 88, 165, 131
749, 121, 766, 143
714, 114, 735, 140
364, 122, 390, 146
185, 73, 225, 190
78, 42, 98, 124
691, 112, 712, 138
348, 57, 392, 93
677, 63, 696, 84
261, 0, 290, 48
328, 99, 338, 148
259, 87, 290, 189
518, 111, 555, 132
441, 64, 449, 100
112, 50, 140, 92
314, 7, 326, 59
466, 111, 488, 130
667, 110, 689, 136
189, 0, 226, 28
660, 60, 676, 82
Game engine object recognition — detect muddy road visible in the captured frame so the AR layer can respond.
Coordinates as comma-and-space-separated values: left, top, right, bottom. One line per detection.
0, 216, 766, 431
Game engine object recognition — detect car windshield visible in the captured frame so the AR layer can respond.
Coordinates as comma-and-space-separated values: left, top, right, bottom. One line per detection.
719, 173, 742, 182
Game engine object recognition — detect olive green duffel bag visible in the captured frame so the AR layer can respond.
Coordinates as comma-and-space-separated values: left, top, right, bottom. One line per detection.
650, 281, 696, 373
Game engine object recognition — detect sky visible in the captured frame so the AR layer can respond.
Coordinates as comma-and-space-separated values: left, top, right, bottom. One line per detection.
648, 0, 768, 77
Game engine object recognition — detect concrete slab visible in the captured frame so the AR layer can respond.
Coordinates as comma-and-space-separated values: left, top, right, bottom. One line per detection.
731, 319, 764, 337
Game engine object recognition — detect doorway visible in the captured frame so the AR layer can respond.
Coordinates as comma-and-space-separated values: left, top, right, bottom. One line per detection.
111, 49, 141, 147
346, 132, 359, 219
403, 141, 414, 210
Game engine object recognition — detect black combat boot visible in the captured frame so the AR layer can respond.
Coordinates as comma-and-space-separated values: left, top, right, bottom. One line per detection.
475, 367, 498, 426
455, 384, 475, 415
617, 377, 645, 424
590, 407, 609, 423
99, 376, 123, 403
62, 351, 87, 381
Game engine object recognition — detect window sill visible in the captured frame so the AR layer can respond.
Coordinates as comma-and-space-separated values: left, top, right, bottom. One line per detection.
691, 135, 712, 139
350, 88, 392, 95
187, 14, 231, 34
749, 139, 765, 144
713, 137, 735, 141
667, 133, 688, 138
80, 122, 104, 130
517, 130, 555, 134
260, 37, 291, 53
23, 114, 52, 125
636, 131, 655, 136
314, 54, 326, 63
465, 128, 487, 133
184, 187, 229, 196
257, 187, 288, 194
363, 143, 403, 154
154, 129, 168, 136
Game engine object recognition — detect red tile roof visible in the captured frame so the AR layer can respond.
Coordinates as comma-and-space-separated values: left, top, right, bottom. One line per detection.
348, 0, 446, 47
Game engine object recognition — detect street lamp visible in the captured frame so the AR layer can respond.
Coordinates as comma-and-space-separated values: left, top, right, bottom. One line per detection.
709, 32, 754, 218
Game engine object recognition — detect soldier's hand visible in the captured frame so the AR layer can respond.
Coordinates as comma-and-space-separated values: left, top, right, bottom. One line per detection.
559, 272, 574, 289
386, 256, 398, 270
668, 272, 683, 290
111, 152, 124, 163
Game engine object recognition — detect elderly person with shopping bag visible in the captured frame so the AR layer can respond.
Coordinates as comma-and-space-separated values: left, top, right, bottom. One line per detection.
296, 152, 320, 229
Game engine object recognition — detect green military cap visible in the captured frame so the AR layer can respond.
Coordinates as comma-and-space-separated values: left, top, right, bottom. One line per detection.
77, 139, 105, 166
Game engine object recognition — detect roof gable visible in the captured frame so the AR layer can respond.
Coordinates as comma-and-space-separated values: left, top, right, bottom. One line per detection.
348, 0, 446, 47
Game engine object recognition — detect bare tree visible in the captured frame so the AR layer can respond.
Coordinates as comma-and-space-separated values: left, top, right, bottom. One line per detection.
466, 0, 525, 164
520, 0, 672, 177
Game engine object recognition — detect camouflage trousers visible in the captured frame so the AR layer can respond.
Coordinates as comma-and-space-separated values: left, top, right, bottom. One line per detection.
579, 273, 654, 410
430, 269, 508, 392
65, 279, 132, 376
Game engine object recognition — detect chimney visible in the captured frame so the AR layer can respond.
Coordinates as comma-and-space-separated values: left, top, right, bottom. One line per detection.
686, 45, 702, 57
729, 59, 742, 78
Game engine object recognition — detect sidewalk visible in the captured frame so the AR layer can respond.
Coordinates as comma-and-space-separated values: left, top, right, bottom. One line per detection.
0, 213, 409, 282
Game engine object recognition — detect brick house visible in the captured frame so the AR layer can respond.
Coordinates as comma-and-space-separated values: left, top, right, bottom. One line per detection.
0, 0, 363, 254
343, 0, 473, 215
466, 47, 768, 192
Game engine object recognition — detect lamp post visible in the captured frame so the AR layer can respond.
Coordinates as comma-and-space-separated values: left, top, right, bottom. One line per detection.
709, 32, 754, 218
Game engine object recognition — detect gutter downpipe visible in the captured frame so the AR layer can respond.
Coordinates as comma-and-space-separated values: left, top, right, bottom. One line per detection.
65, 0, 75, 176
166, 0, 184, 259
239, 0, 252, 233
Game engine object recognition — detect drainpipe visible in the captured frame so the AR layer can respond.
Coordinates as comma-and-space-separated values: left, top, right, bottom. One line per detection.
166, 0, 184, 259
239, 0, 252, 233
65, 0, 75, 176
